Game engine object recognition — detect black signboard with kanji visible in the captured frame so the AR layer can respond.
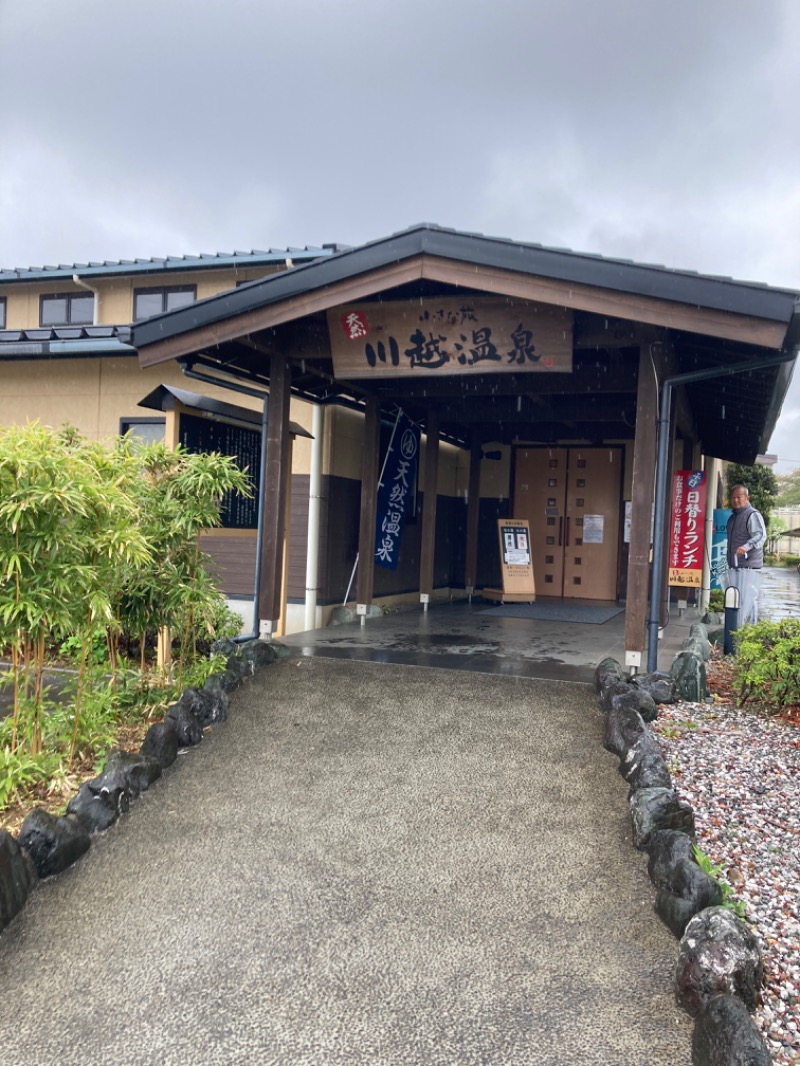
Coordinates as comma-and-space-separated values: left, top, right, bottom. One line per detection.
178, 412, 260, 529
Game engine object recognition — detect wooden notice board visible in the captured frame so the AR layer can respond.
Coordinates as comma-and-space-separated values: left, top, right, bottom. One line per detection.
483, 519, 537, 603
327, 297, 573, 379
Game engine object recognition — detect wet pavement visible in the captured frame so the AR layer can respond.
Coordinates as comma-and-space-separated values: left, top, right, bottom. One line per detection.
282, 567, 799, 685
0, 658, 693, 1065
3, 570, 795, 722
283, 598, 626, 685
756, 564, 800, 620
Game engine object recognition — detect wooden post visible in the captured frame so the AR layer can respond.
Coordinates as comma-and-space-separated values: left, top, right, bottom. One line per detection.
164, 406, 179, 449
660, 400, 680, 621
356, 397, 380, 612
157, 406, 181, 671
624, 341, 664, 668
276, 437, 294, 638
420, 409, 440, 608
464, 438, 481, 594
258, 354, 292, 637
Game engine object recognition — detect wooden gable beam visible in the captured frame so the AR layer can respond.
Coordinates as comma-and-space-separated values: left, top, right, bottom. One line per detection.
420, 257, 788, 350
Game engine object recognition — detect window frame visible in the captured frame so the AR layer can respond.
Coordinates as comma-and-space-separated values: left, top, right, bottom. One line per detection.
39, 291, 94, 327
133, 285, 196, 321
0, 297, 6, 330
119, 417, 166, 445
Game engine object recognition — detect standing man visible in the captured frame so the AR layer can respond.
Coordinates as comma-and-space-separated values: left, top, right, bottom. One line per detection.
726, 484, 767, 625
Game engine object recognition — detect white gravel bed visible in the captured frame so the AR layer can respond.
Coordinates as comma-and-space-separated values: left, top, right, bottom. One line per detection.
652, 701, 800, 1064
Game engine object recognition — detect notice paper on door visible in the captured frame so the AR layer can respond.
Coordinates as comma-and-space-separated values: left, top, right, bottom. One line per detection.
583, 514, 604, 544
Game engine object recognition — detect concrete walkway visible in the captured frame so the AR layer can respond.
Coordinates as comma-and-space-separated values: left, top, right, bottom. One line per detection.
0, 659, 691, 1065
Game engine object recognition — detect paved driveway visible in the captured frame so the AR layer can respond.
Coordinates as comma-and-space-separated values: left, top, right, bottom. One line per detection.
0, 658, 691, 1065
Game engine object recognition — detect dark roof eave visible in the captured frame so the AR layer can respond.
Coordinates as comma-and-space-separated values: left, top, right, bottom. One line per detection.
131, 224, 800, 353
138, 384, 311, 437
758, 341, 800, 455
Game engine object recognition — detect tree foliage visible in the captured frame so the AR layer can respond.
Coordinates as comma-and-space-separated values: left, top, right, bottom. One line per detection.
724, 462, 778, 527
775, 466, 800, 509
0, 423, 251, 770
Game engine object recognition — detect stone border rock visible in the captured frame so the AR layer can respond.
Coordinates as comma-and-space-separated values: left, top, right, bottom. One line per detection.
594, 633, 772, 1065
0, 638, 289, 935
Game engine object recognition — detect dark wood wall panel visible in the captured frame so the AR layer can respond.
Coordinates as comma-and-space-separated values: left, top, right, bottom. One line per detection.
319, 475, 361, 604
287, 474, 310, 600
316, 475, 498, 604
200, 534, 257, 597
202, 474, 507, 606
201, 474, 311, 601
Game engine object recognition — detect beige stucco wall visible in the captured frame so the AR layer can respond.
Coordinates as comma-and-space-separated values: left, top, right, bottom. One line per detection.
324, 405, 472, 495
0, 263, 321, 453
2, 266, 282, 329
0, 354, 316, 452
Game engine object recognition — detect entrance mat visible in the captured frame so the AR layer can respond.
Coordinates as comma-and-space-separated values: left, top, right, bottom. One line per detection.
479, 603, 624, 624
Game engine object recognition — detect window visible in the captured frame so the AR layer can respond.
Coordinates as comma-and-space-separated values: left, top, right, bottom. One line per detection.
120, 417, 165, 445
40, 292, 93, 326
133, 286, 196, 320
0, 298, 5, 329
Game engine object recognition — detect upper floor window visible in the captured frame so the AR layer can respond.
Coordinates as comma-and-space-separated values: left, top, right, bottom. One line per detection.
40, 292, 93, 326
134, 285, 196, 320
0, 298, 6, 329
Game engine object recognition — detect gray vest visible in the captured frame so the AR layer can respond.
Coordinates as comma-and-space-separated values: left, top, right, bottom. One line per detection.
726, 504, 763, 569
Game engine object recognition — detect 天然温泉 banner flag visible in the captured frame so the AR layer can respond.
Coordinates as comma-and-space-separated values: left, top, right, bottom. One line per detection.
374, 412, 420, 570
668, 470, 707, 588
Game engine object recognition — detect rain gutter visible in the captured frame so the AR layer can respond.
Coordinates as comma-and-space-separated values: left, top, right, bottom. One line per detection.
647, 348, 799, 673
304, 404, 324, 632
72, 274, 100, 325
0, 339, 135, 358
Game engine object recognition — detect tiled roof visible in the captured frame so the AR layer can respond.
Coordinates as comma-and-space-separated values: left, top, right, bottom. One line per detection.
0, 246, 338, 283
0, 325, 134, 357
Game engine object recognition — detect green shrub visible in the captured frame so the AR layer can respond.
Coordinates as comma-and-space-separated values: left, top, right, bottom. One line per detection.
0, 423, 251, 774
0, 724, 60, 809
707, 589, 725, 612
764, 551, 798, 567
692, 845, 747, 920
735, 618, 800, 706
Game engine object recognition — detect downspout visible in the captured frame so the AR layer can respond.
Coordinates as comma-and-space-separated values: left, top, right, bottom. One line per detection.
178, 359, 269, 642
304, 403, 324, 631
72, 274, 100, 325
647, 350, 798, 673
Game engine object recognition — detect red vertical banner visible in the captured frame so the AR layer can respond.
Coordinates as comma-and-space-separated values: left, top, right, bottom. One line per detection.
669, 470, 707, 587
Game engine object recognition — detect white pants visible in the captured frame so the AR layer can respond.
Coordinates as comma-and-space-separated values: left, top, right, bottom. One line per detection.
726, 568, 762, 626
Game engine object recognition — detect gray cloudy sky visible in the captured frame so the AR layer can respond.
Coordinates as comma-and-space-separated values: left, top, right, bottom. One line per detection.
2, 0, 800, 468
